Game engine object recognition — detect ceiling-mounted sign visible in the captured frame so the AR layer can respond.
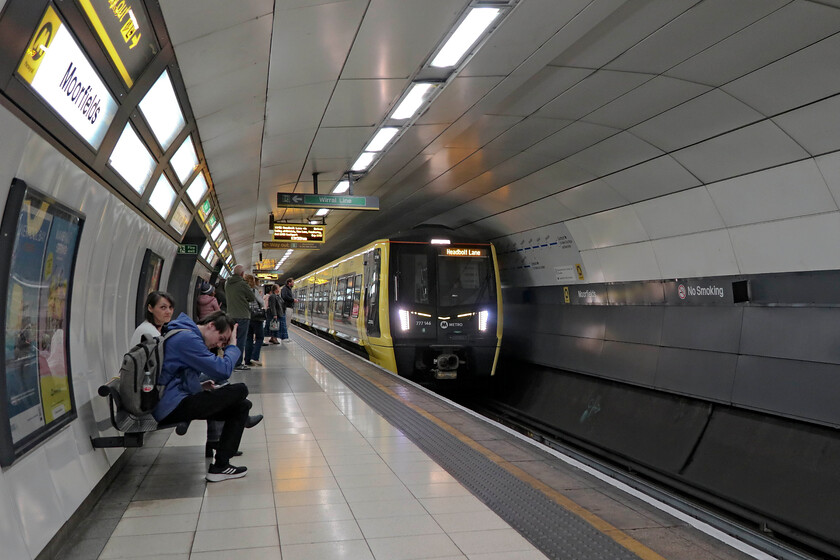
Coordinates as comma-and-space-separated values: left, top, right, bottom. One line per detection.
276, 193, 379, 211
17, 5, 118, 149
76, 0, 158, 88
262, 241, 320, 250
273, 224, 325, 243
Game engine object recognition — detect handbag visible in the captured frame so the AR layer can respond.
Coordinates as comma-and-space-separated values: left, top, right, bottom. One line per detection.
269, 317, 280, 331
249, 300, 266, 321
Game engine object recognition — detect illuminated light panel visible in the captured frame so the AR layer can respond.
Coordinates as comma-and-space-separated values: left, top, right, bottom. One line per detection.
332, 180, 350, 194
392, 83, 433, 120
169, 202, 190, 235
218, 239, 228, 253
110, 124, 155, 193
171, 135, 199, 184
186, 172, 208, 205
478, 310, 489, 331
148, 175, 176, 218
211, 223, 222, 240
431, 238, 450, 245
138, 70, 184, 150
200, 240, 212, 261
431, 7, 501, 68
315, 208, 330, 216
351, 152, 376, 172
365, 127, 399, 152
399, 309, 410, 331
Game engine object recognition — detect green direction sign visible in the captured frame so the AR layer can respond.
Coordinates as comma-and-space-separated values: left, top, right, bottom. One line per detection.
177, 244, 197, 255
276, 193, 379, 211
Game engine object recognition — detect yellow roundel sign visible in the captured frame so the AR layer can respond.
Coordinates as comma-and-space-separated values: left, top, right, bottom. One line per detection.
18, 5, 62, 85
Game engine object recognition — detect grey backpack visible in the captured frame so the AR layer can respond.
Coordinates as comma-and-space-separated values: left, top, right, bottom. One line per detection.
118, 329, 185, 416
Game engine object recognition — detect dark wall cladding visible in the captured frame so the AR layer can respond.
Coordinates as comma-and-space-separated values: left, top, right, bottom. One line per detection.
502, 269, 840, 428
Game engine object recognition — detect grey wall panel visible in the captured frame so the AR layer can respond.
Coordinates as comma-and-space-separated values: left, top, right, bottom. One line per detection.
660, 306, 743, 353
603, 305, 664, 345
557, 305, 607, 339
528, 333, 604, 374
741, 307, 840, 364
595, 341, 659, 387
732, 355, 840, 427
654, 347, 737, 402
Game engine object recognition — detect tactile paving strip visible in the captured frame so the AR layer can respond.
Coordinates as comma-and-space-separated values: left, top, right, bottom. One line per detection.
296, 336, 642, 560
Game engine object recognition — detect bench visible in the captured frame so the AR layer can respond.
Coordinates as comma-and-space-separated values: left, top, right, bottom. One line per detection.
90, 378, 190, 449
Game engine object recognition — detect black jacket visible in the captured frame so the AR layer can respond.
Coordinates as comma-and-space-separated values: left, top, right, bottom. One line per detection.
268, 293, 284, 318
280, 285, 295, 310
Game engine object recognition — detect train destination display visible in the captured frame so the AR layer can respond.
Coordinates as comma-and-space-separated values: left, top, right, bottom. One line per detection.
273, 224, 325, 243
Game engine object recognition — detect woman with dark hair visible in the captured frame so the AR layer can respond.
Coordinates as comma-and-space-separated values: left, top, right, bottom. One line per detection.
130, 291, 174, 347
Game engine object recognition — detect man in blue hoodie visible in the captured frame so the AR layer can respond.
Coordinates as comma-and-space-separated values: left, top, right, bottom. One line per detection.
153, 310, 261, 482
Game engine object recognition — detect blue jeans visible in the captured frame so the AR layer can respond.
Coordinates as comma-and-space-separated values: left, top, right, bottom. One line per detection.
245, 319, 264, 362
234, 318, 250, 366
278, 315, 289, 339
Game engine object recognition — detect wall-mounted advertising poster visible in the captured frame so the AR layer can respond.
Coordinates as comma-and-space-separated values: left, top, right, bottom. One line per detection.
135, 248, 164, 327
0, 180, 84, 466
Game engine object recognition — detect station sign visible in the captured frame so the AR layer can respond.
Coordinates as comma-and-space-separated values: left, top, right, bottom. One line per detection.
440, 247, 487, 258
277, 193, 379, 211
17, 5, 118, 149
262, 241, 320, 250
273, 224, 325, 243
76, 0, 158, 88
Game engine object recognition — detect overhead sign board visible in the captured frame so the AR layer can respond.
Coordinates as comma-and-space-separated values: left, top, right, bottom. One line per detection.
273, 224, 325, 243
76, 0, 157, 87
276, 193, 379, 211
17, 5, 118, 149
262, 241, 320, 251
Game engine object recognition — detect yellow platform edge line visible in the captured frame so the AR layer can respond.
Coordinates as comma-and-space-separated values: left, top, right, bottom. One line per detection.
353, 369, 668, 560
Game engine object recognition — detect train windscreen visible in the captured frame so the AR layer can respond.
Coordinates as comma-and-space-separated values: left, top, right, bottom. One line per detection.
437, 252, 494, 308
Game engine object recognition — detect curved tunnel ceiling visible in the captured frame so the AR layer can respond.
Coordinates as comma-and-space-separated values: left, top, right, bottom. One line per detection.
159, 0, 840, 281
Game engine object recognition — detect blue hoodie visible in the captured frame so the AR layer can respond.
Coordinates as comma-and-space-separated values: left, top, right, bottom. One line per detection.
153, 313, 241, 422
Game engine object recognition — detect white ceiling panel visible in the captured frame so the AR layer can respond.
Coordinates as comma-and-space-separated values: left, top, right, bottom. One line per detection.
729, 212, 840, 274
513, 160, 597, 198
605, 0, 787, 74
814, 152, 840, 208
491, 67, 592, 117
264, 82, 335, 138
569, 205, 649, 250
321, 79, 406, 127
535, 70, 653, 121
196, 99, 267, 143
418, 77, 502, 125
672, 120, 809, 184
484, 117, 571, 155
387, 124, 448, 157
260, 161, 304, 191
630, 89, 763, 153
633, 186, 725, 240
341, 0, 463, 79
603, 155, 700, 203
566, 132, 662, 177
445, 115, 521, 149
186, 62, 270, 120
174, 16, 273, 89
594, 241, 661, 282
722, 33, 840, 116
268, 0, 368, 90
706, 160, 836, 228
475, 197, 575, 237
667, 1, 840, 86
652, 229, 739, 278
528, 121, 617, 160
773, 95, 840, 156
309, 127, 373, 160
553, 180, 629, 217
585, 76, 710, 130
550, 0, 699, 68
203, 122, 264, 157
261, 129, 316, 167
431, 204, 493, 230
159, 0, 273, 46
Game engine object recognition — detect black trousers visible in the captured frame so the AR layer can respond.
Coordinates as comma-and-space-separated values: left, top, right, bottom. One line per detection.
160, 383, 251, 466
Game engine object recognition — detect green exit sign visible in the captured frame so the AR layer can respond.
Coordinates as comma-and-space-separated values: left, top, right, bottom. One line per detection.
178, 244, 198, 255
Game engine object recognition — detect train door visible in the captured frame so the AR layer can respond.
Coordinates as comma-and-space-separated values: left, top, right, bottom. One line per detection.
363, 248, 381, 337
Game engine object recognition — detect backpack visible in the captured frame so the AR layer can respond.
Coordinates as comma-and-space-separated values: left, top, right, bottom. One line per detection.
118, 329, 186, 416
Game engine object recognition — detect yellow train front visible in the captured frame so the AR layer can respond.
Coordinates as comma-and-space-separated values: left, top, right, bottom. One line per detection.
292, 229, 502, 381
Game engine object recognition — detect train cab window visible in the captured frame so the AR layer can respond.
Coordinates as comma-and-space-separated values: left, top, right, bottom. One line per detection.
437, 252, 495, 308
351, 274, 362, 318
394, 247, 430, 305
364, 249, 381, 337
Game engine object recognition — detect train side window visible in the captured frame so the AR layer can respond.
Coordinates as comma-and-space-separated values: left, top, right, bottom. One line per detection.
335, 276, 347, 315
343, 275, 354, 317
351, 274, 362, 318
364, 249, 381, 337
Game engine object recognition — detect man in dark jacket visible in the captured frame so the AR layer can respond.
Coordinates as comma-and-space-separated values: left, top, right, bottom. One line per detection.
225, 264, 257, 370
279, 277, 297, 341
153, 311, 262, 482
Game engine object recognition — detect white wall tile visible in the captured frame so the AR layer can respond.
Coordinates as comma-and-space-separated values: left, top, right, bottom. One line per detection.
652, 229, 739, 278
553, 180, 628, 217
45, 428, 91, 518
729, 212, 840, 274
592, 241, 661, 282
568, 206, 648, 250
6, 449, 65, 555
773, 95, 840, 156
0, 109, 30, 212
578, 249, 605, 283
814, 151, 840, 208
707, 159, 836, 227
634, 186, 725, 240
603, 155, 701, 203
0, 470, 32, 560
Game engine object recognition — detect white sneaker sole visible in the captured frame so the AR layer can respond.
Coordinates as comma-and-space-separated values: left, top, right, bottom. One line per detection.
206, 471, 247, 482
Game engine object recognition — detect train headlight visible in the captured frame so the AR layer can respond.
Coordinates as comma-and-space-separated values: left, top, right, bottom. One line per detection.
398, 309, 411, 331
478, 310, 489, 331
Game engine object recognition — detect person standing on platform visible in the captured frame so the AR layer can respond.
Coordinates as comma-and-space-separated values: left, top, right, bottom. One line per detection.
244, 274, 265, 366
197, 281, 220, 320
267, 284, 282, 344
279, 277, 297, 342
225, 264, 256, 370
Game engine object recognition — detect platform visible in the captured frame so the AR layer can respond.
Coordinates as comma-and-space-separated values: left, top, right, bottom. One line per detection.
56, 328, 764, 560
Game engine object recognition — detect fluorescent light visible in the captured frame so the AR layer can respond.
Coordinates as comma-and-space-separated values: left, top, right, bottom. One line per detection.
315, 208, 330, 216
332, 180, 349, 193
478, 310, 489, 331
431, 7, 500, 68
211, 224, 222, 240
110, 124, 155, 194
170, 136, 199, 184
200, 240, 212, 260
398, 309, 410, 331
218, 239, 228, 252
392, 83, 433, 120
148, 175, 176, 218
138, 71, 184, 150
431, 238, 451, 245
186, 172, 208, 204
351, 152, 377, 172
365, 127, 399, 152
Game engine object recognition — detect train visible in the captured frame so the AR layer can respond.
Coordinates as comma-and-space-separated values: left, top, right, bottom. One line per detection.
291, 226, 503, 381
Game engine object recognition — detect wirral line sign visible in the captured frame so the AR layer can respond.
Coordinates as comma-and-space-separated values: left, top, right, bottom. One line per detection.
276, 193, 379, 211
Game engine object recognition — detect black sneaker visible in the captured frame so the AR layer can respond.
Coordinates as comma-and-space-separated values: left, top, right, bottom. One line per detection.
234, 364, 250, 371
206, 463, 247, 482
246, 414, 263, 429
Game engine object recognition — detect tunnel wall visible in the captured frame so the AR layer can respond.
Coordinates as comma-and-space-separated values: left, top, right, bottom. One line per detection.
0, 106, 180, 559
